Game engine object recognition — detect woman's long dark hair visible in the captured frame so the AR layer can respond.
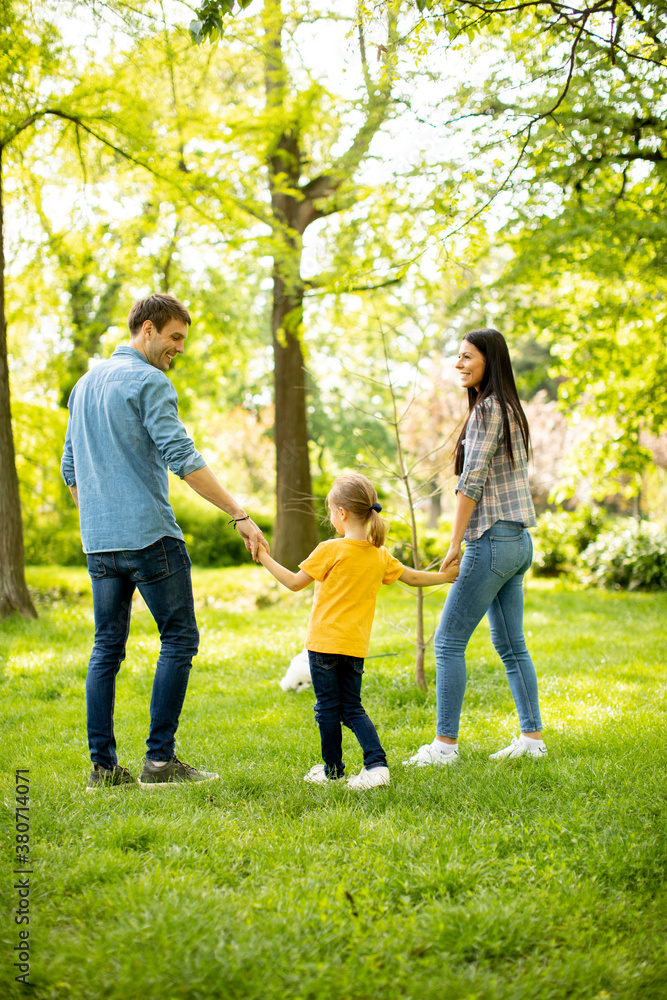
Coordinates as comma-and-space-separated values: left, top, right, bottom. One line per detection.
454, 328, 530, 475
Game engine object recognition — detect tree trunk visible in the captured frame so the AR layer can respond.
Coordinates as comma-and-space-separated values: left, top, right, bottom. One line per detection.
264, 0, 318, 568
405, 457, 427, 690
0, 147, 36, 619
414, 585, 427, 690
261, 0, 398, 566
271, 267, 318, 567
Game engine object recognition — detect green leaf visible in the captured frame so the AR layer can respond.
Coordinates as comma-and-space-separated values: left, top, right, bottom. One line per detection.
189, 19, 204, 44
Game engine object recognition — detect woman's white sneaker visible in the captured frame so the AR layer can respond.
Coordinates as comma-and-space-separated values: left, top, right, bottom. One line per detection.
489, 735, 547, 760
402, 743, 460, 766
347, 766, 390, 790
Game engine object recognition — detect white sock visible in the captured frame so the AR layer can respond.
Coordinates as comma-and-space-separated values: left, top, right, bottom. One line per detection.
520, 734, 544, 745
432, 740, 458, 755
149, 759, 169, 768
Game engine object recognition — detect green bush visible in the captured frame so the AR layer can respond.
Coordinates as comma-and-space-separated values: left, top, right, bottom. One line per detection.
174, 499, 274, 566
580, 521, 667, 590
24, 516, 87, 567
532, 506, 609, 576
387, 518, 453, 569
23, 502, 275, 569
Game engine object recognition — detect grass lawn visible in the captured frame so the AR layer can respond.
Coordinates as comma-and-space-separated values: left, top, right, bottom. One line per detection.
2, 565, 666, 1000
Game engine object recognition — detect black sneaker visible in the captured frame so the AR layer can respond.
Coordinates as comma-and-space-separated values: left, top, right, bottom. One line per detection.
138, 755, 219, 789
86, 763, 138, 792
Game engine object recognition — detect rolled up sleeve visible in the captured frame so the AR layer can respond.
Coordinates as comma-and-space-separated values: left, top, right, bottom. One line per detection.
138, 374, 206, 478
456, 402, 502, 502
61, 411, 77, 487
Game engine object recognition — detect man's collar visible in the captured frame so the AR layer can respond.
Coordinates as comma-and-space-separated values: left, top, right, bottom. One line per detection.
113, 345, 151, 366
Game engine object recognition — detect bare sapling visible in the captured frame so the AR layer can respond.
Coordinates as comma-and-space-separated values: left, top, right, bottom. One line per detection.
324, 325, 460, 689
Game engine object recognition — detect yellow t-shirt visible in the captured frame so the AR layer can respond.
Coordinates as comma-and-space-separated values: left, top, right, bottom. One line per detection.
299, 538, 404, 658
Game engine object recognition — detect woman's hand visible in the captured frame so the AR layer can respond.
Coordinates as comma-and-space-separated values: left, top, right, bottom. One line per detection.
441, 543, 462, 572
442, 495, 475, 572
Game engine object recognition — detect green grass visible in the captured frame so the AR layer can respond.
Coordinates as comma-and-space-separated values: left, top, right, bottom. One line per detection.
1, 566, 666, 1000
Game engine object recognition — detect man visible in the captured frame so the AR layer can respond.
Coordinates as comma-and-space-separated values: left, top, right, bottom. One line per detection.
61, 293, 267, 790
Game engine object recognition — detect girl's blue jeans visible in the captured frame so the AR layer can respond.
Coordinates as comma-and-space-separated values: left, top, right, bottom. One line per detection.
435, 520, 543, 738
308, 651, 387, 777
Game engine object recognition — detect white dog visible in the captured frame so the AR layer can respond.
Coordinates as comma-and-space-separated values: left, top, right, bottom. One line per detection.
279, 649, 312, 691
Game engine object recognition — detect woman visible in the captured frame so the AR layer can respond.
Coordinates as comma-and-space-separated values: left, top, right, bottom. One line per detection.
405, 328, 546, 765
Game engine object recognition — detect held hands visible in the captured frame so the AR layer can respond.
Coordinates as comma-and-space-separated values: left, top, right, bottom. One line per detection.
441, 543, 462, 577
440, 559, 460, 583
235, 518, 270, 561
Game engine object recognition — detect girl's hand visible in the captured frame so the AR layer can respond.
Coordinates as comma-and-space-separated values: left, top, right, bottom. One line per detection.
237, 518, 269, 561
441, 543, 462, 572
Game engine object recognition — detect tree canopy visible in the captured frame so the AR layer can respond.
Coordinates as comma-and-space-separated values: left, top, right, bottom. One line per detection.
2, 0, 667, 616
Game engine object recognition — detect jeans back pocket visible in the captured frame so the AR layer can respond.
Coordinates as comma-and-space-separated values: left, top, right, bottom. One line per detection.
128, 539, 170, 583
86, 554, 108, 580
489, 535, 523, 578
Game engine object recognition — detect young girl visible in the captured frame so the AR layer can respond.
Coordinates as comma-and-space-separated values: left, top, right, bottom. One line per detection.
258, 472, 459, 790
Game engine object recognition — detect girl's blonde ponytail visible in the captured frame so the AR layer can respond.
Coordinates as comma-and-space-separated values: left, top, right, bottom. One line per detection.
327, 473, 387, 548
367, 508, 387, 548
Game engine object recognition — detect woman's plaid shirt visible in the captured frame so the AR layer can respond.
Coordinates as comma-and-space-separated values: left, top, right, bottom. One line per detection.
456, 395, 536, 542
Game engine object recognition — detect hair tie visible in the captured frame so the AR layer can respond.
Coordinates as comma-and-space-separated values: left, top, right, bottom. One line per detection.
370, 502, 382, 513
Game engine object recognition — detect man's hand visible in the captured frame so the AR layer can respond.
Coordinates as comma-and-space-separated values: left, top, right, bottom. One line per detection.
236, 518, 269, 561
69, 485, 79, 509
183, 466, 269, 559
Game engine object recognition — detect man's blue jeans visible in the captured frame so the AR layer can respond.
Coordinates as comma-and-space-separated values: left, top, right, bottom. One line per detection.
434, 521, 543, 738
308, 651, 387, 777
85, 536, 199, 768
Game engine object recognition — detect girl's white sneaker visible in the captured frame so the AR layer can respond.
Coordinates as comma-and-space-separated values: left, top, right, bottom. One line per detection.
489, 735, 547, 759
303, 764, 345, 784
347, 766, 390, 790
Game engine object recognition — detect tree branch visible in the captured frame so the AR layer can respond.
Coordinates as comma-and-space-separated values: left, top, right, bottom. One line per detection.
326, 2, 400, 184
357, 3, 374, 100
3, 107, 271, 228
531, 11, 589, 124
304, 275, 402, 297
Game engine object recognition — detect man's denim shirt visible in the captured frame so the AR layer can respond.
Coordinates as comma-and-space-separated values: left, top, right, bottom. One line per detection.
61, 346, 205, 553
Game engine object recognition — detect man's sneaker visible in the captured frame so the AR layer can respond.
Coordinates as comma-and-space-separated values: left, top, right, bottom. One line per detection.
347, 766, 390, 790
303, 764, 346, 784
86, 763, 138, 791
489, 735, 548, 760
138, 756, 219, 789
403, 743, 460, 766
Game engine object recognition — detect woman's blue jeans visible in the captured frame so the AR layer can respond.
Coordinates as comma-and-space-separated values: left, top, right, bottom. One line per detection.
85, 537, 199, 768
434, 521, 542, 738
308, 651, 387, 777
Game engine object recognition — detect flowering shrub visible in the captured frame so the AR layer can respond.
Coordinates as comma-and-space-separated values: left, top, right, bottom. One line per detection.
580, 522, 667, 591
532, 506, 609, 576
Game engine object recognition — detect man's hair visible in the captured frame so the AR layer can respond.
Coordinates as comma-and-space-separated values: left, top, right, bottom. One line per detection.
128, 294, 191, 336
